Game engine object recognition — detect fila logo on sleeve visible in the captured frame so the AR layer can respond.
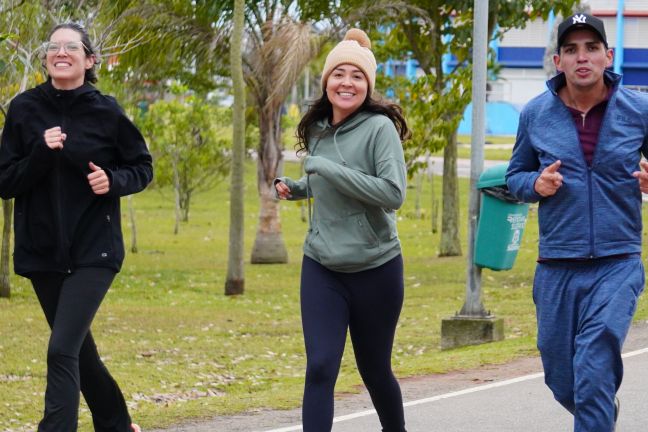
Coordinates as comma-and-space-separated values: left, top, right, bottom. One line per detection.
573, 14, 587, 24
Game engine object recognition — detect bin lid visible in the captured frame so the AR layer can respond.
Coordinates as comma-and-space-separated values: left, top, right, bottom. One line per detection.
477, 163, 510, 189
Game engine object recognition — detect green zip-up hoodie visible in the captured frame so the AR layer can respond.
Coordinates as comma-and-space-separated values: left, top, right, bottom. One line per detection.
278, 111, 406, 272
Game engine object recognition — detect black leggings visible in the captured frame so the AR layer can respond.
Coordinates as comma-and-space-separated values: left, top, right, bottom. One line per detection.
301, 255, 406, 432
30, 267, 132, 432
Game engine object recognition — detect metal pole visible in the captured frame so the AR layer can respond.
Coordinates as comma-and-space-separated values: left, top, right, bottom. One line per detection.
547, 10, 555, 45
614, 0, 625, 79
304, 68, 310, 101
459, 0, 489, 317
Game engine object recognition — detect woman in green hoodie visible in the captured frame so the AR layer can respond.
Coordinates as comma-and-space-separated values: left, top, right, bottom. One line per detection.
275, 29, 410, 432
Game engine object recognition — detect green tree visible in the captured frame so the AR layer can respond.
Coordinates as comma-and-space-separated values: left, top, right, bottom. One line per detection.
0, 0, 52, 298
0, 0, 161, 296
242, 2, 322, 264
139, 96, 230, 234
111, 0, 326, 264
351, 0, 578, 256
225, 0, 246, 295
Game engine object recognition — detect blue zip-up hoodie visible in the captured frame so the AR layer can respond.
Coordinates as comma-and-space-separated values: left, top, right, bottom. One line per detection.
506, 70, 648, 259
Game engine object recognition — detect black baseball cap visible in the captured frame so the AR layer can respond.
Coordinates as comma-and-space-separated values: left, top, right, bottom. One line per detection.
557, 13, 608, 51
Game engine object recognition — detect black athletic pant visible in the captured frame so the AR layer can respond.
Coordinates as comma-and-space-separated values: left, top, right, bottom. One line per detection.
30, 267, 132, 432
301, 255, 406, 432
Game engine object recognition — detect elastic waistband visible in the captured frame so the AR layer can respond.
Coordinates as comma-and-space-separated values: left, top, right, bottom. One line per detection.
537, 253, 640, 265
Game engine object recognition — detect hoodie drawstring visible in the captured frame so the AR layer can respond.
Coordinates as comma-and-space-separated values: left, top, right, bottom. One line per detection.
306, 125, 347, 232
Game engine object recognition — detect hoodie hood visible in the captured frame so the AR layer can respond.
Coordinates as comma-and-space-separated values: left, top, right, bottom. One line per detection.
311, 110, 375, 161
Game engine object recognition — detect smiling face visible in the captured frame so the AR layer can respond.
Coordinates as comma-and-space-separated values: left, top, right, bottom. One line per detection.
325, 64, 369, 124
46, 28, 95, 90
553, 29, 613, 93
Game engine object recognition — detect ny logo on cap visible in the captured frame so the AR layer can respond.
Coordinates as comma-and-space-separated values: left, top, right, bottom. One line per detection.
573, 14, 587, 24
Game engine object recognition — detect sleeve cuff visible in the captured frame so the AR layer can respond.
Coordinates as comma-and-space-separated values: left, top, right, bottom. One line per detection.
525, 172, 543, 202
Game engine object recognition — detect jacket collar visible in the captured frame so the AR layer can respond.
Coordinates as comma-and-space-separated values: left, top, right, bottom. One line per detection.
546, 69, 622, 96
37, 78, 98, 104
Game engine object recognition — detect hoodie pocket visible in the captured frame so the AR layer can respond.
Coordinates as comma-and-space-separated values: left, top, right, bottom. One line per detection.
71, 205, 116, 265
313, 211, 380, 269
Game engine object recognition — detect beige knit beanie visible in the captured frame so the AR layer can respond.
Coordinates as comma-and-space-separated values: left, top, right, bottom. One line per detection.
320, 28, 377, 94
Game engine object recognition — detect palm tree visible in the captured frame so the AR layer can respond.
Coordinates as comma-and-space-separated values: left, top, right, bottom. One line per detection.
111, 1, 323, 264
243, 4, 321, 263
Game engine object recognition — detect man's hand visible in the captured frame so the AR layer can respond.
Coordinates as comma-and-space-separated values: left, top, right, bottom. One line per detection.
632, 160, 648, 194
534, 160, 563, 197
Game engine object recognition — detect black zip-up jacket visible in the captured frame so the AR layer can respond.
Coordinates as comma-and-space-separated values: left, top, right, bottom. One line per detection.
0, 80, 153, 275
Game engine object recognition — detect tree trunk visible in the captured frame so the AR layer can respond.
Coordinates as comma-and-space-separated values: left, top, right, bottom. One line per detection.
428, 155, 439, 234
439, 131, 462, 256
181, 192, 190, 222
172, 156, 181, 235
0, 199, 12, 298
415, 170, 423, 219
128, 195, 137, 254
250, 107, 288, 264
251, 182, 288, 263
225, 0, 246, 295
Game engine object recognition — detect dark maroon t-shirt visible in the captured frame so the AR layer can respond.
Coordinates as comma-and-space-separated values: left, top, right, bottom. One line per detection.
565, 85, 613, 166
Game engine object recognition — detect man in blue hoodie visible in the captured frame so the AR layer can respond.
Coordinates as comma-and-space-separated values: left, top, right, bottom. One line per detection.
506, 13, 648, 432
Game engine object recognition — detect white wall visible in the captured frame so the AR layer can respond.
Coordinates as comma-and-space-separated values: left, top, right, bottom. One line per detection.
623, 0, 646, 10
490, 2, 648, 106
490, 69, 549, 105
500, 20, 547, 47
588, 0, 618, 10
623, 17, 648, 48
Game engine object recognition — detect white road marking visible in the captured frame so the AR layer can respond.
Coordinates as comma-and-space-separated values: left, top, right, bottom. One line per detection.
260, 347, 648, 432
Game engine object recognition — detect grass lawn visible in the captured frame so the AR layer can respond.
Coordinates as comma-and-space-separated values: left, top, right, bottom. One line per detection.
432, 135, 515, 161
1, 159, 647, 430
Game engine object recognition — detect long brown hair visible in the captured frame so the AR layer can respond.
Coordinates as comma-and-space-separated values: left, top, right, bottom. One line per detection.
295, 93, 411, 154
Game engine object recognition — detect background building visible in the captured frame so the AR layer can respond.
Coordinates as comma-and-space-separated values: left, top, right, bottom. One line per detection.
494, 0, 648, 106
458, 0, 648, 135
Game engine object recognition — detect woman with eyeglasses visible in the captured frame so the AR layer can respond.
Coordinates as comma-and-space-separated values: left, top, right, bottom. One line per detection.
0, 22, 151, 432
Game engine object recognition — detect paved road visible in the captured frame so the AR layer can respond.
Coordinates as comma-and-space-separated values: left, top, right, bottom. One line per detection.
152, 321, 648, 432
321, 351, 648, 432
424, 156, 507, 178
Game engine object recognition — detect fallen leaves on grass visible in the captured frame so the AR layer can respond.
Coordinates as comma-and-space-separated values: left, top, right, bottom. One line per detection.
0, 374, 32, 383
131, 388, 225, 405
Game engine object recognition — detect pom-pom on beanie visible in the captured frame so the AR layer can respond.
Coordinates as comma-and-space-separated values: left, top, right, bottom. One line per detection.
320, 28, 377, 94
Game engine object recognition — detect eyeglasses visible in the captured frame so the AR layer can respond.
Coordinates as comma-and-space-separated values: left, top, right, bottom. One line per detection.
43, 41, 88, 54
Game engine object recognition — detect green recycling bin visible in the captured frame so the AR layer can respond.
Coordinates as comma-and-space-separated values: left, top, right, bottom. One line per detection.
474, 163, 529, 271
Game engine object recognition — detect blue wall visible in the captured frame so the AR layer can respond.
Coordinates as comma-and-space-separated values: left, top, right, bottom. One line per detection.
498, 47, 546, 68
458, 101, 521, 136
622, 48, 648, 86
